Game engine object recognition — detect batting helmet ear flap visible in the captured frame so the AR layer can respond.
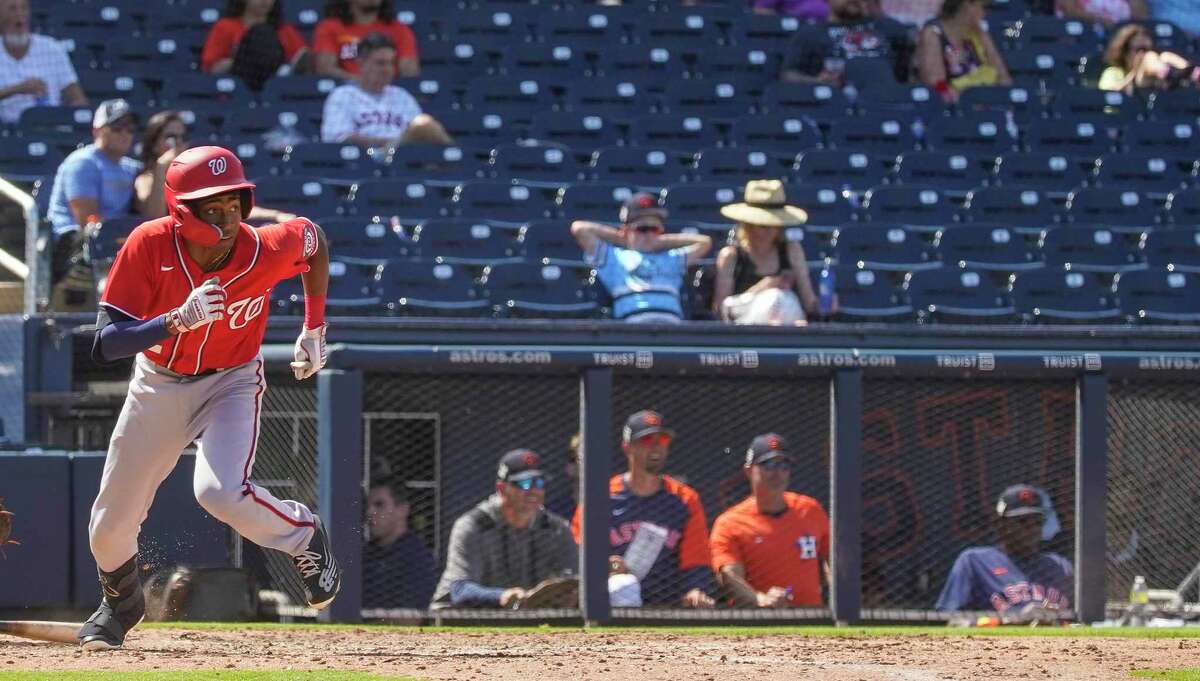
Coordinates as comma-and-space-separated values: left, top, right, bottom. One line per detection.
175, 203, 223, 247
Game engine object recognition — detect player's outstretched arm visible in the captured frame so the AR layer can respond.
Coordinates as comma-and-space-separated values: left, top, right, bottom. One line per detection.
292, 221, 329, 381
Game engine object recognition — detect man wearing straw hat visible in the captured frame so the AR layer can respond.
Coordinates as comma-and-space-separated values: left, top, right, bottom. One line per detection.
712, 180, 823, 325
570, 192, 712, 324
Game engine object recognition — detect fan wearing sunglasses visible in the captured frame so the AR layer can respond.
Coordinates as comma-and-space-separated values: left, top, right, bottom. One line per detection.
570, 193, 712, 324
571, 410, 717, 608
710, 434, 830, 608
431, 449, 577, 609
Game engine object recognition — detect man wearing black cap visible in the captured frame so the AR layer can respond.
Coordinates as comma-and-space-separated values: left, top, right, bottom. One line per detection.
936, 484, 1073, 613
571, 410, 716, 608
569, 192, 712, 323
710, 434, 830, 608
431, 449, 577, 609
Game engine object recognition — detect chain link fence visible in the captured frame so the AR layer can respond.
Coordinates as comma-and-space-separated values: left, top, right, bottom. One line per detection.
860, 379, 1076, 617
1107, 380, 1200, 604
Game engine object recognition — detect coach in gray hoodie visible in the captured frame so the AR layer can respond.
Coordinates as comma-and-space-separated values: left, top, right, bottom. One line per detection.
432, 449, 577, 608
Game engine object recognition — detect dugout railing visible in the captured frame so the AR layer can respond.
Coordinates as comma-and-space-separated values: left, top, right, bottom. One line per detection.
21, 317, 1200, 625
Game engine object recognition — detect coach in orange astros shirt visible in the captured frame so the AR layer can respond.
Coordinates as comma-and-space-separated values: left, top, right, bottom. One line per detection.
572, 410, 715, 608
710, 433, 830, 608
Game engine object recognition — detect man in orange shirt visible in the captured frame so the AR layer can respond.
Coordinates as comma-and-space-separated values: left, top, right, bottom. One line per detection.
710, 433, 830, 608
312, 0, 419, 79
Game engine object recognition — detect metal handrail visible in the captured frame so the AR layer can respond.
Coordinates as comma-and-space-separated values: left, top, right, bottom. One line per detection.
0, 176, 40, 315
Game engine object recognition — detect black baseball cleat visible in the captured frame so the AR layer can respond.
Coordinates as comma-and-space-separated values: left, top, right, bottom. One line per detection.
293, 515, 341, 610
78, 557, 145, 651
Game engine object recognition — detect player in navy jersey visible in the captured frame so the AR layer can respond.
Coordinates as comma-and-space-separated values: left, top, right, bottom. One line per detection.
936, 484, 1073, 614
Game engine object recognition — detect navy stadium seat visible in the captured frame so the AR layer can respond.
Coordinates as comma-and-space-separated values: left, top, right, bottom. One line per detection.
904, 267, 1015, 323
408, 219, 520, 265
1010, 267, 1121, 323
956, 86, 1044, 124
861, 186, 957, 232
417, 41, 489, 79
1148, 89, 1200, 122
1005, 51, 1076, 87
761, 82, 850, 118
729, 13, 802, 46
453, 181, 553, 224
1039, 226, 1141, 273
322, 261, 383, 314
487, 145, 581, 186
831, 225, 938, 271
159, 74, 253, 109
281, 143, 384, 183
660, 183, 742, 225
110, 38, 191, 78
729, 114, 822, 154
348, 179, 450, 221
1023, 118, 1113, 159
815, 265, 912, 322
224, 108, 317, 143
319, 216, 413, 265
518, 219, 587, 266
792, 150, 887, 192
964, 187, 1058, 233
1091, 154, 1189, 198
251, 176, 340, 218
634, 12, 722, 46
892, 152, 989, 196
1065, 188, 1158, 232
827, 114, 916, 156
447, 7, 536, 44
261, 77, 341, 108
595, 46, 686, 85
89, 216, 143, 265
562, 77, 646, 118
934, 224, 1040, 272
782, 186, 854, 233
537, 10, 626, 52
76, 73, 152, 107
556, 182, 637, 222
589, 147, 691, 188
1140, 228, 1200, 272
463, 77, 552, 119
1114, 269, 1200, 324
692, 148, 787, 184
386, 145, 483, 184
842, 57, 901, 91
661, 80, 743, 118
1166, 188, 1200, 226
527, 112, 621, 149
282, 0, 323, 32
855, 84, 946, 117
376, 260, 490, 317
1124, 122, 1200, 158
501, 44, 591, 80
56, 2, 139, 33
1050, 87, 1140, 120
992, 152, 1088, 198
693, 47, 779, 91
628, 114, 721, 151
18, 106, 94, 135
481, 262, 599, 318
392, 77, 453, 110
435, 110, 513, 146
0, 139, 63, 182
923, 113, 1015, 155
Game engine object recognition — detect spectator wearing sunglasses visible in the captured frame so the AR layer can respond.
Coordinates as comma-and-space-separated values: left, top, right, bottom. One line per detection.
572, 410, 716, 608
432, 449, 577, 609
710, 434, 830, 608
570, 193, 712, 324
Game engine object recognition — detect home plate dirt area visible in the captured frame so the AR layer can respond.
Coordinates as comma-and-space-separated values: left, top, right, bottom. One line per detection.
1, 626, 1197, 680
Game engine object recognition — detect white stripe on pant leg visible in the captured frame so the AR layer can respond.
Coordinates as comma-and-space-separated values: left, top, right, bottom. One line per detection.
192, 359, 315, 556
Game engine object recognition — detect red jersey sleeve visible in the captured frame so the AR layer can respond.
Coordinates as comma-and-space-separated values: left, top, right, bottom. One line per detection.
100, 226, 157, 320
677, 485, 712, 571
390, 22, 419, 60
200, 19, 240, 73
257, 218, 317, 280
708, 510, 743, 572
312, 19, 340, 55
278, 24, 309, 62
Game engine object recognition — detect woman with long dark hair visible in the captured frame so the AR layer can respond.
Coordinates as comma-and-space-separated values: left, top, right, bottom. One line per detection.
133, 110, 187, 219
313, 0, 419, 80
916, 0, 1011, 104
200, 0, 308, 75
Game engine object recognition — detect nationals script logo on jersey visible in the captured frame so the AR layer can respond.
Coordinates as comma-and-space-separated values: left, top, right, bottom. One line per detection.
100, 217, 317, 375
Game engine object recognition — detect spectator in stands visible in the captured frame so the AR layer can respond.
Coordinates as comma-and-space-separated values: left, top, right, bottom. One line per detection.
879, 0, 941, 28
916, 0, 1012, 104
320, 32, 452, 148
712, 180, 820, 326
432, 449, 577, 609
570, 193, 712, 324
571, 410, 716, 608
363, 478, 437, 609
46, 100, 143, 284
936, 484, 1072, 614
544, 432, 580, 520
1099, 23, 1199, 92
0, 0, 87, 125
752, 0, 830, 22
710, 434, 830, 608
313, 0, 419, 80
780, 0, 914, 86
200, 0, 310, 91
1148, 0, 1200, 37
135, 110, 298, 223
1056, 0, 1147, 29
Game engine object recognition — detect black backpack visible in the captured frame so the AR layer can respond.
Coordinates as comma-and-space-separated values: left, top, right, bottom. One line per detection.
230, 23, 285, 92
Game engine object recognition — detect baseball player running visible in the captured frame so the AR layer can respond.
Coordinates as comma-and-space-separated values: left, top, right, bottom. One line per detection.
78, 145, 341, 651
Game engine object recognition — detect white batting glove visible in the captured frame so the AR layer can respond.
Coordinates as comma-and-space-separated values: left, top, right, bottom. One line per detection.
173, 277, 226, 332
291, 324, 327, 380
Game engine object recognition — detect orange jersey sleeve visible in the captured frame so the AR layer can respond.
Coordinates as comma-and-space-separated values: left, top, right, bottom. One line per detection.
667, 479, 711, 571
708, 507, 745, 573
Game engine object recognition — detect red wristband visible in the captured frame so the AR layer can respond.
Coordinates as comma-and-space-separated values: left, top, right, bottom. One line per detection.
304, 294, 326, 329
933, 80, 950, 94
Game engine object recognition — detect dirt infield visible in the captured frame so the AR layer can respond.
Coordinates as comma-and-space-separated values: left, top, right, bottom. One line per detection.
1, 626, 1197, 680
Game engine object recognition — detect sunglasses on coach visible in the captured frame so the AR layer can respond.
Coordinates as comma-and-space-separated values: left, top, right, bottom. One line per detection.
759, 458, 793, 471
510, 477, 546, 491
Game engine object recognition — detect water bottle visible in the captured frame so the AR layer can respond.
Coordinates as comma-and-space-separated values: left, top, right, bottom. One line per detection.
1129, 575, 1149, 627
818, 267, 835, 316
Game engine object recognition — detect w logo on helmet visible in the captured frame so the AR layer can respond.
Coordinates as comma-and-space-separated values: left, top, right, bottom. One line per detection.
208, 157, 228, 175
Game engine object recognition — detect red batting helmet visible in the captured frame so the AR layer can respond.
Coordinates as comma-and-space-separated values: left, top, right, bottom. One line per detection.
164, 146, 256, 247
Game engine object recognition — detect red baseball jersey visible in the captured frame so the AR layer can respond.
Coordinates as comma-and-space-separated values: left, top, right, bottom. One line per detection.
100, 217, 319, 375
